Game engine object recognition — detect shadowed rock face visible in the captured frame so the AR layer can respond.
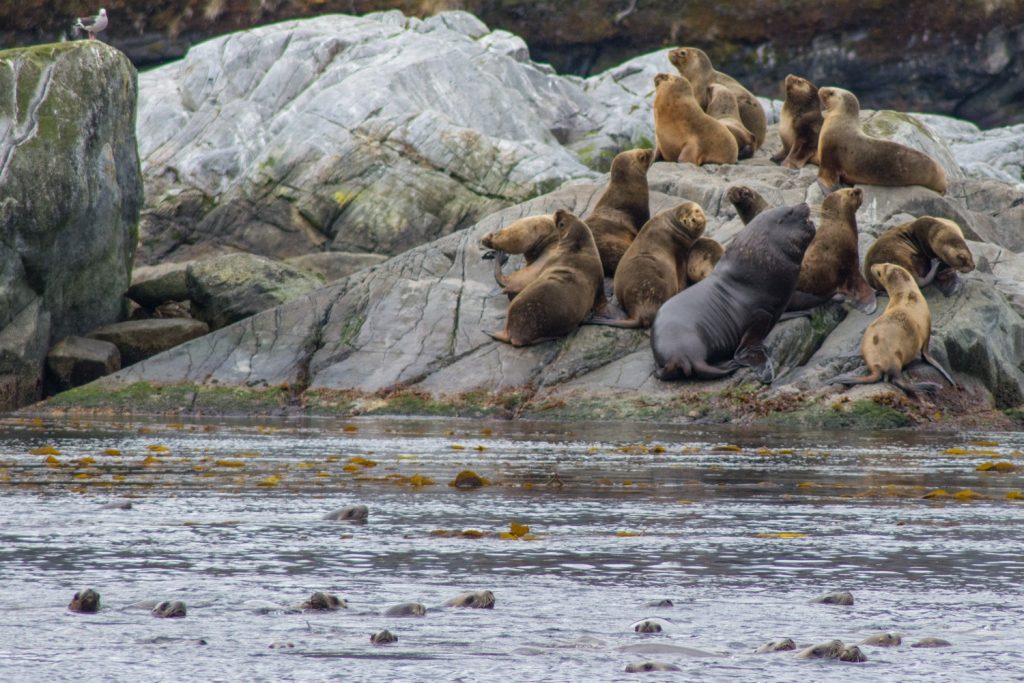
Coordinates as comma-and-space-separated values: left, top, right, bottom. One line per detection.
0, 41, 142, 411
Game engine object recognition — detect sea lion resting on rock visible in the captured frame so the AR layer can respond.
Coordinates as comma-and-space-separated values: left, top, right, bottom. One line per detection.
772, 74, 823, 169
652, 73, 738, 166
830, 263, 955, 395
584, 148, 652, 277
651, 203, 816, 383
706, 84, 755, 159
485, 210, 605, 347
591, 201, 706, 328
480, 215, 558, 299
69, 589, 100, 613
863, 216, 975, 296
817, 87, 947, 194
668, 46, 767, 150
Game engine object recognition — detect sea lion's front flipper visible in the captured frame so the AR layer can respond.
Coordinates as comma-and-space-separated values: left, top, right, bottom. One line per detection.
492, 250, 510, 288
734, 311, 775, 383
932, 268, 964, 297
916, 258, 941, 287
838, 273, 878, 314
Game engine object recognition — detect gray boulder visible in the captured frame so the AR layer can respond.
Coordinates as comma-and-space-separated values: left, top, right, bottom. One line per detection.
87, 319, 209, 366
285, 252, 388, 283
186, 253, 323, 330
128, 261, 191, 307
0, 41, 142, 410
46, 336, 121, 393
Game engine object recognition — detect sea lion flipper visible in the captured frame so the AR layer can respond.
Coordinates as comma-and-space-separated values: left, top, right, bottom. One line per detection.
932, 268, 964, 297
892, 376, 941, 395
492, 250, 510, 288
484, 329, 511, 344
734, 312, 775, 383
921, 348, 956, 387
917, 259, 941, 287
830, 368, 883, 386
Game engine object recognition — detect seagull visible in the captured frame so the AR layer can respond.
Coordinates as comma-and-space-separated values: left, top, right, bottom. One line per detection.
73, 8, 108, 40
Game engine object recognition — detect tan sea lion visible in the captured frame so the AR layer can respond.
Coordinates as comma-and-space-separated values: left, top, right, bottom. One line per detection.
860, 632, 901, 647
668, 46, 767, 149
480, 215, 559, 299
69, 589, 100, 613
706, 84, 756, 159
445, 590, 495, 609
592, 201, 706, 328
301, 592, 347, 610
863, 216, 975, 296
371, 629, 398, 645
771, 74, 823, 169
755, 638, 796, 653
624, 661, 681, 673
812, 590, 854, 605
652, 73, 738, 166
634, 620, 663, 634
686, 237, 724, 284
584, 148, 652, 276
727, 185, 770, 225
817, 87, 947, 194
830, 263, 956, 395
797, 639, 846, 659
787, 188, 877, 314
485, 209, 606, 347
651, 204, 816, 383
911, 637, 952, 648
383, 602, 427, 617
152, 600, 187, 618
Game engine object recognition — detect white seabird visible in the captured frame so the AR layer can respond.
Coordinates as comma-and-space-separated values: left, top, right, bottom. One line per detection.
73, 8, 108, 40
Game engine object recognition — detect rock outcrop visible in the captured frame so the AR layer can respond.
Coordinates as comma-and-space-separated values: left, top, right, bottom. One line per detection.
0, 41, 143, 410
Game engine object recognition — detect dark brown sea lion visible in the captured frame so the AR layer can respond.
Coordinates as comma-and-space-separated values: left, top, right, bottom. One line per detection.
706, 83, 756, 159
772, 74, 823, 169
480, 215, 558, 299
686, 237, 724, 284
445, 590, 495, 609
485, 210, 606, 346
863, 216, 975, 296
634, 620, 663, 633
371, 629, 398, 645
788, 187, 877, 314
652, 73, 738, 166
152, 600, 187, 618
650, 203, 816, 383
840, 645, 868, 662
812, 591, 854, 606
817, 87, 947, 194
584, 148, 652, 276
301, 592, 347, 610
668, 46, 767, 149
830, 263, 955, 395
592, 201, 706, 328
69, 589, 100, 613
797, 640, 846, 659
727, 185, 770, 225
645, 599, 674, 608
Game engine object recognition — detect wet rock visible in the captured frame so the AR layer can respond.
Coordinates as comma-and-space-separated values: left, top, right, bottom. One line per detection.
812, 591, 854, 606
300, 592, 346, 611
383, 602, 426, 617
323, 505, 368, 522
756, 638, 796, 653
46, 336, 121, 394
68, 589, 100, 613
624, 661, 681, 673
285, 253, 388, 283
186, 253, 322, 330
445, 590, 495, 609
911, 637, 953, 648
152, 600, 187, 618
633, 620, 662, 634
860, 632, 902, 647
797, 639, 846, 659
87, 319, 209, 367
370, 629, 398, 645
0, 300, 51, 410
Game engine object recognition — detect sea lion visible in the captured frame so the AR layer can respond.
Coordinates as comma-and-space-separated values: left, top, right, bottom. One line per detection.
69, 589, 100, 613
584, 148, 652, 276
840, 646, 868, 662
485, 209, 606, 347
755, 638, 796, 653
445, 590, 495, 609
152, 600, 187, 618
797, 640, 846, 659
817, 87, 947, 194
645, 599, 674, 608
371, 629, 398, 645
772, 74, 823, 169
863, 216, 975, 296
652, 73, 738, 166
830, 263, 956, 395
651, 203, 816, 383
624, 661, 681, 673
383, 602, 427, 617
634, 620, 663, 634
727, 185, 770, 225
686, 237, 724, 284
668, 46, 767, 149
812, 590, 854, 605
301, 592, 347, 610
323, 504, 368, 522
911, 637, 952, 648
860, 632, 901, 647
706, 84, 756, 159
480, 214, 558, 299
593, 201, 706, 328
788, 187, 877, 314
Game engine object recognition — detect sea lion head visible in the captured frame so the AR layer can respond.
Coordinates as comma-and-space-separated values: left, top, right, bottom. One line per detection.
624, 661, 681, 673
654, 72, 694, 99
819, 87, 859, 118
667, 46, 711, 77
668, 201, 706, 243
839, 645, 868, 662
634, 619, 663, 633
152, 600, 187, 618
928, 218, 975, 273
69, 589, 100, 613
822, 187, 864, 216
610, 148, 653, 182
302, 592, 346, 611
784, 74, 818, 104
480, 215, 558, 255
871, 263, 915, 292
771, 203, 816, 262
446, 590, 496, 608
797, 639, 846, 659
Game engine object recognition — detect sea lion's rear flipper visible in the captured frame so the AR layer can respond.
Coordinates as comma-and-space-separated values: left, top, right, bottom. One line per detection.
892, 376, 942, 395
932, 268, 964, 297
691, 359, 739, 379
781, 140, 815, 169
585, 317, 642, 329
921, 348, 956, 386
829, 367, 883, 386
734, 312, 776, 383
483, 329, 511, 344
